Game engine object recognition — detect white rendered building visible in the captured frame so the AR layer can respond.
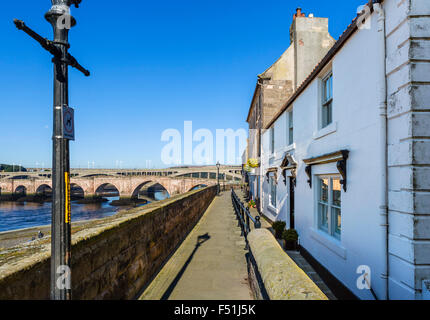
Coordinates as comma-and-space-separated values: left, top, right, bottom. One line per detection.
250, 0, 430, 300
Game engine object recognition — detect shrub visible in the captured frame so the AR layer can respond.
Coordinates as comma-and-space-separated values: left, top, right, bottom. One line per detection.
283, 229, 299, 250
272, 221, 286, 239
282, 229, 299, 242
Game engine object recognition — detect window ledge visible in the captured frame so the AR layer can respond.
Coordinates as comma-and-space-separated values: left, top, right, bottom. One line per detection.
284, 143, 296, 153
313, 122, 337, 140
310, 228, 346, 260
268, 204, 279, 215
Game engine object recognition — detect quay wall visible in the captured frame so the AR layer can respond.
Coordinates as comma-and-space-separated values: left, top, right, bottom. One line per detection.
0, 186, 217, 299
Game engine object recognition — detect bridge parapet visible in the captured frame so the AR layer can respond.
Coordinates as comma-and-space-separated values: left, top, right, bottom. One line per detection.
0, 176, 217, 199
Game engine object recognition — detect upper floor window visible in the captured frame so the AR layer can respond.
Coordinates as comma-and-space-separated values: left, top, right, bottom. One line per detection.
317, 176, 341, 240
270, 127, 275, 154
322, 72, 333, 128
288, 110, 294, 146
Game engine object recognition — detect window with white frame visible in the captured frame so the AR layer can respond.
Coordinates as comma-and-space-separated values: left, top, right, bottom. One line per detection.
288, 110, 294, 146
317, 176, 341, 239
270, 127, 275, 154
321, 72, 333, 128
269, 174, 277, 208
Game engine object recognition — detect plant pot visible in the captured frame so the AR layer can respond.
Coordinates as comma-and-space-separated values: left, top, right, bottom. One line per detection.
284, 240, 298, 251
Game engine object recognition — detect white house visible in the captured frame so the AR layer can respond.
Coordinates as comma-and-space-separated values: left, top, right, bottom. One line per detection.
251, 0, 430, 300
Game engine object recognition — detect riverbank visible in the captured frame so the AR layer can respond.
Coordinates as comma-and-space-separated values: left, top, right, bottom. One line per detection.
0, 194, 150, 206
0, 198, 150, 250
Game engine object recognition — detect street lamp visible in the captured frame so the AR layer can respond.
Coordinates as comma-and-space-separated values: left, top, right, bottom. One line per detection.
14, 0, 90, 300
216, 162, 221, 195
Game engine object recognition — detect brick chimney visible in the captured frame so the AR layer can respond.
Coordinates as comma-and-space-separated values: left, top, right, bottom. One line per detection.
293, 7, 306, 20
289, 9, 335, 89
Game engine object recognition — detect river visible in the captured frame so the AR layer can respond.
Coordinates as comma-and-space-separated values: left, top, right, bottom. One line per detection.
0, 190, 169, 233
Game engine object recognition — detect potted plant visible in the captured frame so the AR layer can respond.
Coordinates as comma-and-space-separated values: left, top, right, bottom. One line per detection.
272, 221, 286, 239
247, 158, 260, 168
283, 229, 299, 251
248, 199, 256, 209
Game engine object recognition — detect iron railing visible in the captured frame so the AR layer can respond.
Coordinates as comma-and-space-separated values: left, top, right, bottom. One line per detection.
231, 189, 261, 239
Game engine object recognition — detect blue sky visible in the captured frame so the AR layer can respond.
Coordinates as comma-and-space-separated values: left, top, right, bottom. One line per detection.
0, 0, 365, 169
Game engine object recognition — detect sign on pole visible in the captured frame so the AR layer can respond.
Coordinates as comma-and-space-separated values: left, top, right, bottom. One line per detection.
62, 105, 75, 141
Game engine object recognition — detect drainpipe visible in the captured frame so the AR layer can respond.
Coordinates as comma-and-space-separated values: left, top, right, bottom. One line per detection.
374, 1, 389, 300
257, 78, 263, 213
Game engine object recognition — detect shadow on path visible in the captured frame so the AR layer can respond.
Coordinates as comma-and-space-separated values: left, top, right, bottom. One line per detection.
160, 233, 211, 300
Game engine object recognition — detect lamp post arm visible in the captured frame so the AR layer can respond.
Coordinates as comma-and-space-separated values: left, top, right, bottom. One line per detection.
13, 19, 61, 57
66, 53, 90, 76
14, 19, 90, 77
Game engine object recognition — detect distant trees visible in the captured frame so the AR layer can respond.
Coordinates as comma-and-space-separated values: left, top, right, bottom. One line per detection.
0, 164, 27, 172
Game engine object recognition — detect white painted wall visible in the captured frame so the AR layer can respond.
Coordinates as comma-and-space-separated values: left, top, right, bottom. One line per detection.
258, 2, 430, 299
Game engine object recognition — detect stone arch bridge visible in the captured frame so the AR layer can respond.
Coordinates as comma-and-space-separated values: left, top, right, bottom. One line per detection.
0, 176, 218, 199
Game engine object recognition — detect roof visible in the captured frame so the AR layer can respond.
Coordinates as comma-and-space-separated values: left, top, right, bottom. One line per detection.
265, 0, 379, 129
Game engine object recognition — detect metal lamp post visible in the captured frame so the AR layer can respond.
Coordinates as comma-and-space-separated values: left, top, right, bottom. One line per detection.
216, 162, 221, 195
14, 0, 90, 300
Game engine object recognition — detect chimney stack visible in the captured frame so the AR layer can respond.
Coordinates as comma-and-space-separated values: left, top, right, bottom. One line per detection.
294, 7, 306, 20
289, 8, 335, 88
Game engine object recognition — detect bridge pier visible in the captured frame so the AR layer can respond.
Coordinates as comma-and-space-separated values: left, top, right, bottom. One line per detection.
0, 192, 14, 201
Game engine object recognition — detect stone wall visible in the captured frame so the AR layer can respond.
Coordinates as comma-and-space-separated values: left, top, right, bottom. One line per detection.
0, 186, 217, 300
385, 0, 430, 299
247, 229, 327, 300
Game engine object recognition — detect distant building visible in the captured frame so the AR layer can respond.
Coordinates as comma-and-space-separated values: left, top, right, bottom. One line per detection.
245, 0, 430, 300
246, 8, 335, 215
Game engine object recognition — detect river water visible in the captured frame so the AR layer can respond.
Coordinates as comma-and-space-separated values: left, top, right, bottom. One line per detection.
0, 191, 169, 233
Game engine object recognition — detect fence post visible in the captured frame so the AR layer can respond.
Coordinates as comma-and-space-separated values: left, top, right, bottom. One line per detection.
255, 216, 262, 229
246, 209, 250, 234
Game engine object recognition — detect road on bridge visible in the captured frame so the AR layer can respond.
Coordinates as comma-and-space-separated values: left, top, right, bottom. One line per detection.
139, 192, 253, 300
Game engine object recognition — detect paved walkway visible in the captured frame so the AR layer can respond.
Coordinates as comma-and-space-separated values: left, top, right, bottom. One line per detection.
139, 191, 253, 300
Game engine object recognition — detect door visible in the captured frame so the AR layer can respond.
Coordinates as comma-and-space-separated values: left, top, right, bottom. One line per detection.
289, 177, 295, 229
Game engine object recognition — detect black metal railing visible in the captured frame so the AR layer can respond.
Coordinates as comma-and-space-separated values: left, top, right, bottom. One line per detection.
231, 189, 261, 239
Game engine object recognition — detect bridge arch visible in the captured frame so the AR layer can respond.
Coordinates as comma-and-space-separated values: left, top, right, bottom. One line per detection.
71, 184, 85, 199
14, 185, 27, 196
36, 184, 52, 197
95, 183, 120, 198
189, 184, 208, 192
131, 181, 171, 200
131, 181, 153, 199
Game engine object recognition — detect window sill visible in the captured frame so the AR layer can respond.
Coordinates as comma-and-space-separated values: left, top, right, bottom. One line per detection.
310, 228, 346, 260
268, 204, 279, 215
284, 143, 296, 153
313, 122, 337, 140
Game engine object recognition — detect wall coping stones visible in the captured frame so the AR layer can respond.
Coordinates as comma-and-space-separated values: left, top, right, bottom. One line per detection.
247, 228, 328, 300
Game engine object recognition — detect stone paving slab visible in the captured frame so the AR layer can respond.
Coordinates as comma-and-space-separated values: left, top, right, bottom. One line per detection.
139, 192, 253, 300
